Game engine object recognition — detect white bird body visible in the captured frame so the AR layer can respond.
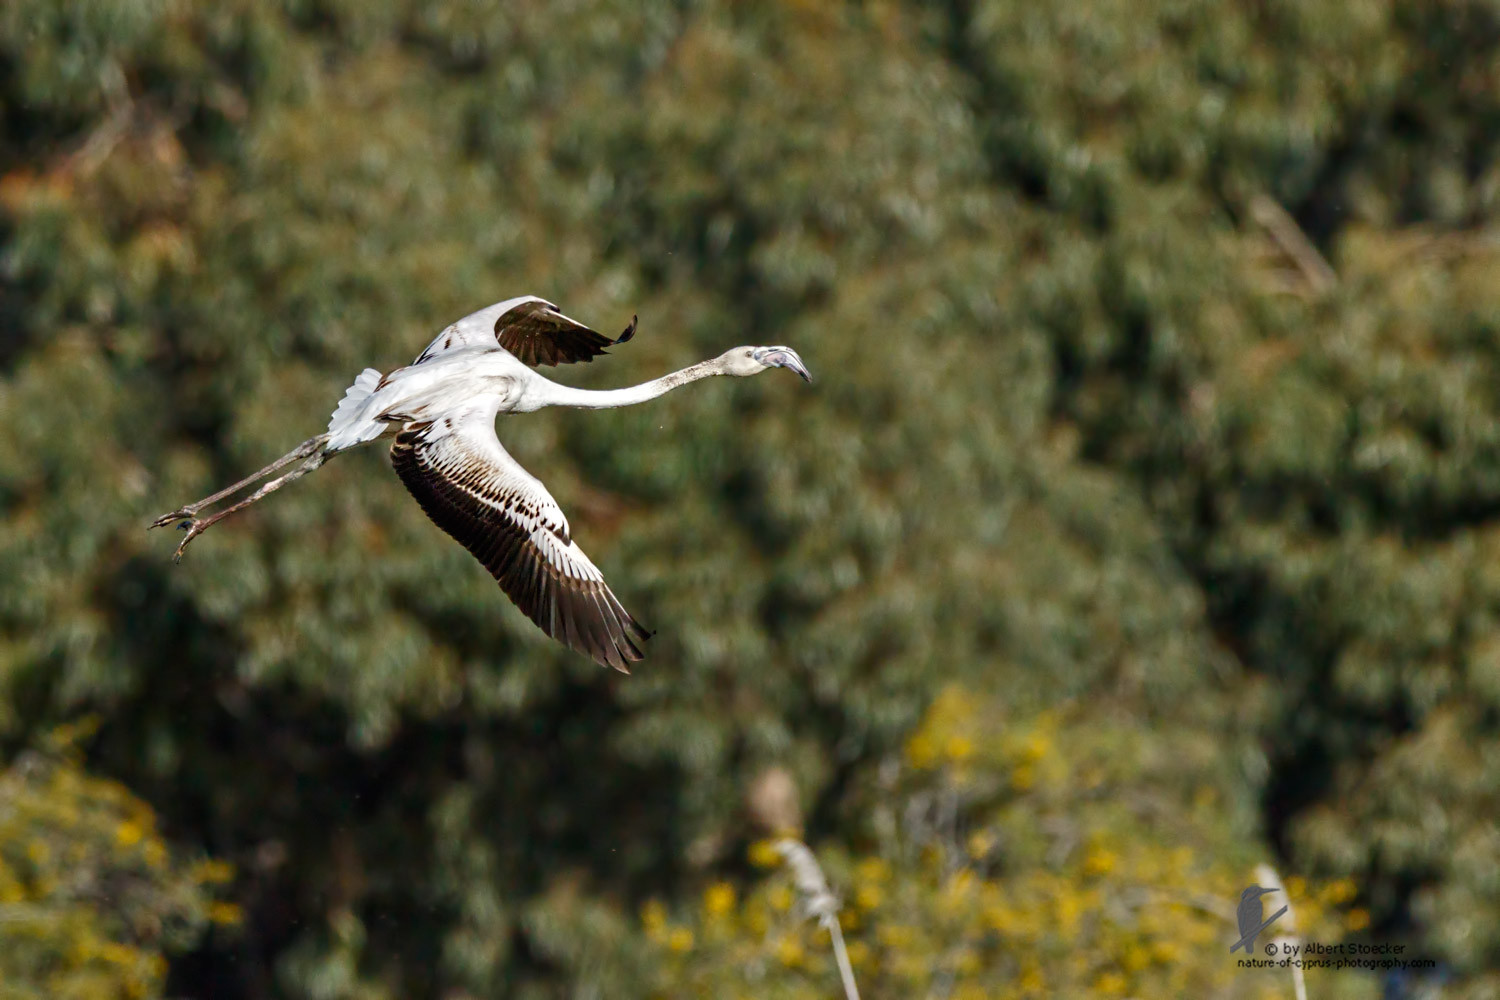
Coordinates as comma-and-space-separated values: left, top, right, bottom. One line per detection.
326, 348, 520, 450
153, 295, 811, 671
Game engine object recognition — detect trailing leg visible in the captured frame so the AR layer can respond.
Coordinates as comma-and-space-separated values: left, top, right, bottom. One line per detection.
149, 434, 330, 530
170, 448, 332, 562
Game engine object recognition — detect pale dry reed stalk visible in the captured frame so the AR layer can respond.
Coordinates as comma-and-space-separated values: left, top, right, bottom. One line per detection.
1254, 863, 1307, 1000
775, 839, 862, 1000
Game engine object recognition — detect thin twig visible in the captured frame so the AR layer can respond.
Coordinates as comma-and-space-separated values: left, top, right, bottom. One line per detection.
60, 61, 135, 178
1250, 193, 1337, 296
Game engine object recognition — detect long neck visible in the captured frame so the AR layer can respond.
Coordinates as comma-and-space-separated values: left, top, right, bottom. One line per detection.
525, 359, 725, 410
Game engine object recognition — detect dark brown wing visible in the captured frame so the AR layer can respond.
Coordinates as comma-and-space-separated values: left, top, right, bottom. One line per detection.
494, 298, 637, 367
390, 413, 650, 671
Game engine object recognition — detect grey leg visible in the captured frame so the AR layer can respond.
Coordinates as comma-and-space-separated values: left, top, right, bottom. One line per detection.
150, 434, 331, 530
172, 449, 331, 562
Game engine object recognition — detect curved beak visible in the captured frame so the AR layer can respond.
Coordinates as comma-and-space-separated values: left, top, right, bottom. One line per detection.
757, 347, 812, 383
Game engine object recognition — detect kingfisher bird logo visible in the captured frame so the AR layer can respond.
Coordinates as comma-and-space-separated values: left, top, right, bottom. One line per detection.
1229, 885, 1289, 953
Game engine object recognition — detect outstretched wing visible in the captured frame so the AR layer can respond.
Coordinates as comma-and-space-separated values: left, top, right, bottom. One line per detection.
390, 410, 650, 671
414, 296, 636, 367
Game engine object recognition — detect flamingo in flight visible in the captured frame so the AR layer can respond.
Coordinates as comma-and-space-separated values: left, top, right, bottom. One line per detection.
151, 296, 811, 671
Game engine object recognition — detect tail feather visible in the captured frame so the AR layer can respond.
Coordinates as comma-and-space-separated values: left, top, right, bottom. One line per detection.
326, 368, 385, 451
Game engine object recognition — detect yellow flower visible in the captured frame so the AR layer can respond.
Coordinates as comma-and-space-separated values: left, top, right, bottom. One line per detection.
905, 734, 937, 770
983, 903, 1013, 933
703, 882, 736, 917
1011, 764, 1035, 791
641, 899, 668, 933
855, 884, 883, 911
854, 857, 890, 883
768, 885, 794, 911
1083, 846, 1117, 877
844, 940, 870, 967
1056, 891, 1081, 937
99, 941, 137, 966
1346, 907, 1370, 932
748, 840, 781, 869
207, 902, 243, 925
776, 937, 805, 967
942, 869, 977, 906
890, 951, 932, 983
1181, 917, 1217, 945
967, 830, 995, 859
207, 905, 241, 929
945, 735, 974, 762
1320, 877, 1358, 905
192, 858, 234, 884
1094, 970, 1128, 994
116, 820, 144, 847
1150, 939, 1181, 963
667, 926, 694, 952
745, 905, 769, 935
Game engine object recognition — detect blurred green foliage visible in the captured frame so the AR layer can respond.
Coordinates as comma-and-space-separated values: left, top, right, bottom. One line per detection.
1, 0, 1497, 996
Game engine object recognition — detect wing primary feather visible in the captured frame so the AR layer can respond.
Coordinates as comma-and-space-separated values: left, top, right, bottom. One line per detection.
578, 586, 616, 670
560, 588, 584, 656
594, 591, 631, 671
593, 588, 634, 655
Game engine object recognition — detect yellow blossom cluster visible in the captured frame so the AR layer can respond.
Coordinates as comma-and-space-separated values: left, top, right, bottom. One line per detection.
0, 723, 239, 999
639, 686, 1380, 999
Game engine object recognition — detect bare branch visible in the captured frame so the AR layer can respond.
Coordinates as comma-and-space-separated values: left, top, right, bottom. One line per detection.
1250, 194, 1337, 296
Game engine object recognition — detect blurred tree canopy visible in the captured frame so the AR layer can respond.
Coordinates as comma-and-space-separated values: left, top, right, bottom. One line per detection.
1, 0, 1497, 996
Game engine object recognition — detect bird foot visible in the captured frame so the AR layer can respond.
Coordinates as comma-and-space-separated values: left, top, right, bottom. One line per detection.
172, 519, 208, 562
149, 506, 197, 530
